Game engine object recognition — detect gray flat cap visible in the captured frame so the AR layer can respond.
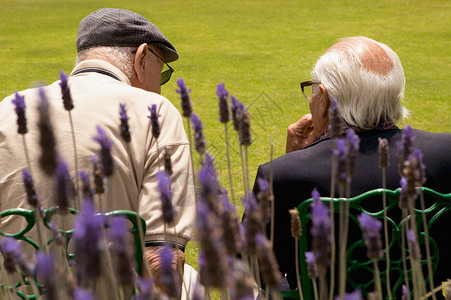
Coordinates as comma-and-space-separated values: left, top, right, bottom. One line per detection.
76, 8, 179, 62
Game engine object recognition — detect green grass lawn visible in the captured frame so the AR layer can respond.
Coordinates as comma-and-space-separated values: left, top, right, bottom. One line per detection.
1, 0, 450, 293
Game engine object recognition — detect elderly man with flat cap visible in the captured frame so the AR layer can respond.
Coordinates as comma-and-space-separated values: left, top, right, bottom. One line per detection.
0, 8, 195, 297
252, 36, 451, 293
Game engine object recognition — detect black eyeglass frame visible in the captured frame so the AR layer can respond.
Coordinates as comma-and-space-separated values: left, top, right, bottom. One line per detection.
147, 47, 174, 86
300, 80, 321, 100
132, 46, 174, 86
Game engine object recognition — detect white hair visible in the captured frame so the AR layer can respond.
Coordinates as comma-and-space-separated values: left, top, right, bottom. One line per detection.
312, 37, 408, 129
75, 46, 136, 80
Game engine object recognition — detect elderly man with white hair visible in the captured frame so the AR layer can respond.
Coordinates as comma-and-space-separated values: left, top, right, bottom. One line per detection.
252, 36, 451, 292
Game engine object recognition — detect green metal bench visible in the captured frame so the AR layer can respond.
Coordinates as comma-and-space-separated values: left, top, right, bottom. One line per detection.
281, 187, 451, 299
0, 207, 146, 299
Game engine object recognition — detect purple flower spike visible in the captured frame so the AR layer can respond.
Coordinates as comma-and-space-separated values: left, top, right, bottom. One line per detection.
256, 177, 271, 223
255, 233, 282, 288
231, 95, 244, 132
334, 289, 363, 300
55, 158, 75, 214
407, 229, 419, 260
38, 88, 58, 176
109, 217, 136, 287
59, 71, 74, 111
159, 246, 181, 298
345, 129, 360, 177
93, 126, 114, 177
12, 92, 28, 134
73, 288, 95, 300
310, 188, 331, 271
36, 251, 57, 300
119, 103, 131, 143
328, 98, 341, 139
176, 78, 192, 118
135, 278, 157, 300
378, 138, 390, 169
148, 104, 160, 140
0, 237, 30, 275
237, 106, 252, 146
305, 251, 318, 279
333, 138, 349, 185
157, 170, 175, 224
90, 155, 105, 194
243, 193, 263, 255
198, 153, 221, 215
397, 125, 416, 174
79, 171, 93, 204
73, 199, 104, 286
217, 83, 230, 123
220, 191, 243, 255
357, 213, 383, 260
22, 168, 40, 208
191, 112, 207, 156
401, 285, 409, 300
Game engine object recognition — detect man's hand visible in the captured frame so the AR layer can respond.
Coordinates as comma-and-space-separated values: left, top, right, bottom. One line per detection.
286, 114, 317, 153
144, 246, 185, 297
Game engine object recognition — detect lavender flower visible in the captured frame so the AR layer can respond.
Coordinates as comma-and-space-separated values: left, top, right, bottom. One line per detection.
243, 192, 263, 255
345, 129, 360, 177
148, 104, 160, 140
220, 191, 243, 255
176, 78, 192, 118
159, 246, 181, 298
163, 147, 173, 175
237, 106, 251, 146
35, 251, 57, 300
289, 208, 302, 238
229, 260, 255, 300
401, 285, 409, 300
79, 171, 93, 203
407, 229, 419, 260
217, 83, 230, 123
55, 158, 75, 214
93, 126, 114, 177
109, 217, 136, 287
47, 221, 64, 246
157, 170, 175, 224
38, 87, 58, 175
191, 112, 207, 155
334, 289, 363, 300
333, 138, 348, 186
305, 252, 318, 279
255, 233, 282, 288
397, 125, 416, 175
0, 237, 31, 275
398, 176, 410, 210
328, 98, 341, 139
310, 188, 331, 271
73, 288, 95, 300
231, 95, 244, 132
378, 137, 390, 169
22, 168, 40, 208
411, 149, 426, 187
119, 103, 131, 143
357, 213, 383, 260
12, 92, 28, 134
198, 153, 221, 215
256, 177, 271, 223
59, 71, 74, 111
73, 199, 104, 286
91, 155, 105, 194
196, 202, 229, 289
135, 278, 157, 300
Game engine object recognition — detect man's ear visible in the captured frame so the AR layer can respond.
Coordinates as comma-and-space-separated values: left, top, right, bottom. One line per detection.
318, 84, 330, 117
133, 43, 149, 84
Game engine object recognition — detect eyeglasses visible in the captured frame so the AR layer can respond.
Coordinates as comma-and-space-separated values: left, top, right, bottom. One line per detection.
147, 47, 174, 86
300, 81, 321, 100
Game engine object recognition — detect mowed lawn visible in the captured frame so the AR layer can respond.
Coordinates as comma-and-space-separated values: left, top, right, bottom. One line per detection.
1, 0, 450, 286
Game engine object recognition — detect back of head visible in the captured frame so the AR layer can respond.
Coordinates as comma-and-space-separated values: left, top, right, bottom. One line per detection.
312, 36, 407, 129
